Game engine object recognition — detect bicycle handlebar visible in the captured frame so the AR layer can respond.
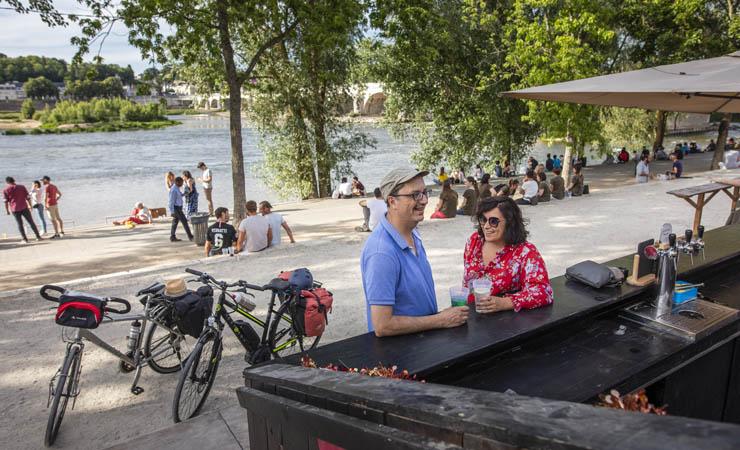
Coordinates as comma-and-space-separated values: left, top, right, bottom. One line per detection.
240, 281, 265, 292
40, 285, 65, 302
105, 297, 131, 314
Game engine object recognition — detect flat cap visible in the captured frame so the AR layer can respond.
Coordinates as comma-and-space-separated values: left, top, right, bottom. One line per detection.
379, 168, 429, 199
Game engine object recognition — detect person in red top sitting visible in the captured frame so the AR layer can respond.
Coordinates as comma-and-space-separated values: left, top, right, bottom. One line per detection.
618, 148, 629, 164
462, 196, 553, 312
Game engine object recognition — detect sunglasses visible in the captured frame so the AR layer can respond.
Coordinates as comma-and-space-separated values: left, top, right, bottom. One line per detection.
478, 216, 501, 227
391, 189, 432, 201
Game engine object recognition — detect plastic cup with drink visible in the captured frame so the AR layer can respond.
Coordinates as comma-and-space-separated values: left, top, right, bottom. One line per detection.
449, 286, 469, 307
472, 279, 492, 313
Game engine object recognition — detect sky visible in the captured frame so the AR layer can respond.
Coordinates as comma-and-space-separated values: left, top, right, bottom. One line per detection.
1, 0, 154, 74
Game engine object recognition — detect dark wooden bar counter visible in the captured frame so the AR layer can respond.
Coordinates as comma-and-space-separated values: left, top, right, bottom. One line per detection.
285, 226, 740, 371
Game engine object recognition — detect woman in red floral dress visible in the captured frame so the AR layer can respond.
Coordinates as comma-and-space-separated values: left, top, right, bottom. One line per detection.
463, 196, 553, 313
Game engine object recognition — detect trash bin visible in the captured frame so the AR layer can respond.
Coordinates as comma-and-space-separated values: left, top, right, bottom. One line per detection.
189, 213, 210, 246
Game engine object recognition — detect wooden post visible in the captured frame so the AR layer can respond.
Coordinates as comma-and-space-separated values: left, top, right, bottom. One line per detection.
693, 193, 705, 236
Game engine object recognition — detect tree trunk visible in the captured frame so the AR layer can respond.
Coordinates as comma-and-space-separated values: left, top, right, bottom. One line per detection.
309, 48, 332, 198
652, 110, 667, 152
216, 0, 246, 223
562, 128, 574, 187
711, 113, 732, 170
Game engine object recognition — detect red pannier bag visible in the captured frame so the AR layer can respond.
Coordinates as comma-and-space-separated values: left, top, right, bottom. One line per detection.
293, 288, 333, 337
55, 294, 105, 329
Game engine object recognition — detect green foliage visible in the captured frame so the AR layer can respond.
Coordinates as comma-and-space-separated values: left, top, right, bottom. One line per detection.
0, 112, 20, 119
3, 129, 26, 135
35, 98, 166, 125
65, 77, 124, 100
3, 0, 66, 26
135, 84, 151, 96
0, 55, 135, 84
370, 0, 539, 173
600, 108, 656, 149
20, 99, 35, 119
23, 76, 59, 99
250, 0, 372, 199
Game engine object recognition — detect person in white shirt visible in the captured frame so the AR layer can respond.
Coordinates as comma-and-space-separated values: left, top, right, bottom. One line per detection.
333, 177, 353, 199
636, 154, 654, 183
30, 180, 47, 234
197, 162, 214, 216
724, 149, 740, 169
515, 170, 539, 205
355, 188, 388, 232
235, 200, 272, 254
259, 201, 295, 246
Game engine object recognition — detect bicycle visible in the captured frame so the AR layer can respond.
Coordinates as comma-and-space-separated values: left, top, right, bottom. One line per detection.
40, 283, 194, 447
172, 268, 322, 422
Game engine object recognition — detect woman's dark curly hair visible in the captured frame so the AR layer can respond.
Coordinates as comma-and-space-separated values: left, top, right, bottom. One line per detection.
474, 196, 529, 246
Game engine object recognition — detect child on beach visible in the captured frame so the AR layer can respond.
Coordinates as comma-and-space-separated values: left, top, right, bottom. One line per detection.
113, 202, 153, 226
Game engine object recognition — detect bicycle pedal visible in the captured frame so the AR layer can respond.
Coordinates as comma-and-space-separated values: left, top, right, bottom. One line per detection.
131, 386, 144, 395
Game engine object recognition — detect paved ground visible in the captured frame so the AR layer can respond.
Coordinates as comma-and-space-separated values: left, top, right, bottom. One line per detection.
0, 151, 722, 292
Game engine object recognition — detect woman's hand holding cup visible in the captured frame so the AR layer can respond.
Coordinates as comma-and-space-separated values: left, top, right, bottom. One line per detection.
475, 295, 515, 314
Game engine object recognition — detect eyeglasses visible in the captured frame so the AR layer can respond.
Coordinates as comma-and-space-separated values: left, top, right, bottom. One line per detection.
478, 216, 501, 228
391, 189, 432, 201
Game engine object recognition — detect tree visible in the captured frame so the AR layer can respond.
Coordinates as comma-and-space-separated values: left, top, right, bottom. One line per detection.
600, 107, 656, 150
370, 0, 539, 173
74, 0, 301, 222
1, 0, 65, 26
135, 84, 151, 96
501, 0, 615, 185
250, 0, 372, 199
65, 77, 123, 99
23, 76, 59, 99
20, 99, 35, 119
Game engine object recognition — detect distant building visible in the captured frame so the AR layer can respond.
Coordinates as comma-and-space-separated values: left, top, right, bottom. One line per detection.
0, 81, 25, 100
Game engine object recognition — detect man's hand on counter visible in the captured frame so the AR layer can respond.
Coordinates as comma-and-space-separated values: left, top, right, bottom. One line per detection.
437, 306, 469, 328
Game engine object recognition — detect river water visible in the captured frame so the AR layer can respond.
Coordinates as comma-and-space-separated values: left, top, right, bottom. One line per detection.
0, 114, 720, 237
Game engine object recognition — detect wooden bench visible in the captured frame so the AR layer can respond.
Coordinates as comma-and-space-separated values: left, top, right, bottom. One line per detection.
667, 183, 740, 234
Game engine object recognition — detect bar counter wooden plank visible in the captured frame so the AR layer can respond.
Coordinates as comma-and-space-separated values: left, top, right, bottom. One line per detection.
283, 225, 740, 378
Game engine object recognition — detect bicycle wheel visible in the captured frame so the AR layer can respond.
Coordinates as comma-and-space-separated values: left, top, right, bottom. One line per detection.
45, 345, 80, 447
172, 331, 221, 423
267, 301, 321, 359
144, 321, 193, 374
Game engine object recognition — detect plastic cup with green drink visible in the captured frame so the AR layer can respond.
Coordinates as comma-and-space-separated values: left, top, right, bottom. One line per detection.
472, 279, 493, 313
449, 286, 469, 307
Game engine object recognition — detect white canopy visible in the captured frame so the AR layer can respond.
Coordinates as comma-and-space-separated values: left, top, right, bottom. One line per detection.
502, 51, 740, 114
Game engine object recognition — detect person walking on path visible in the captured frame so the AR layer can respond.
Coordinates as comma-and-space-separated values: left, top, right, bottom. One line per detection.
182, 170, 199, 218
169, 177, 193, 242
259, 201, 295, 246
235, 200, 272, 254
197, 162, 214, 216
42, 176, 64, 238
30, 180, 47, 234
3, 177, 42, 243
361, 168, 468, 336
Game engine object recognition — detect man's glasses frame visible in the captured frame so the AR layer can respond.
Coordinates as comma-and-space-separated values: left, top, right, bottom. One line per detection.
478, 216, 501, 228
390, 189, 432, 202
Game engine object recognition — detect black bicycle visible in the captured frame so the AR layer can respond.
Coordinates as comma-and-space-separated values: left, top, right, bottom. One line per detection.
41, 283, 194, 446
172, 268, 322, 422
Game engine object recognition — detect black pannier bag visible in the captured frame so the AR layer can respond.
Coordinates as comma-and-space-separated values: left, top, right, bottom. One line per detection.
55, 293, 106, 329
172, 286, 214, 338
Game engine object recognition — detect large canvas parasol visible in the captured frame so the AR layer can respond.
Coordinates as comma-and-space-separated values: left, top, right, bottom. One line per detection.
502, 51, 740, 114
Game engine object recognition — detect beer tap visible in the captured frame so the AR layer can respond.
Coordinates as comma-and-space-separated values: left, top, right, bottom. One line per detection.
693, 225, 706, 261
678, 229, 695, 265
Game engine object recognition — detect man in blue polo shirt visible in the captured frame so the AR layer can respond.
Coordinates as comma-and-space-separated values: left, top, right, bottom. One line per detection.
361, 168, 469, 337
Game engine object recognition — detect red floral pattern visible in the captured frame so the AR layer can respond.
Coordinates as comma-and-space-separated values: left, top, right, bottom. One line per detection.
463, 232, 553, 312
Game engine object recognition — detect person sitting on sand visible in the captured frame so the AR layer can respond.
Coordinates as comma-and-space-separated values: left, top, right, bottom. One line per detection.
235, 200, 272, 254
462, 196, 553, 313
352, 176, 366, 196
474, 164, 483, 181
478, 173, 492, 201
356, 188, 387, 232
113, 202, 152, 226
503, 160, 515, 177
430, 179, 458, 219
496, 178, 519, 198
433, 167, 448, 185
361, 168, 468, 336
550, 167, 565, 200
618, 148, 629, 164
457, 177, 479, 216
655, 147, 668, 160
537, 172, 550, 203
332, 177, 354, 199
706, 139, 716, 152
724, 147, 740, 169
205, 207, 237, 257
259, 200, 296, 246
568, 165, 585, 196
516, 170, 539, 206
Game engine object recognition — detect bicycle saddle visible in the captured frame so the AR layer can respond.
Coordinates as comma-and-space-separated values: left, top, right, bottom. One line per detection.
136, 283, 165, 297
263, 278, 290, 292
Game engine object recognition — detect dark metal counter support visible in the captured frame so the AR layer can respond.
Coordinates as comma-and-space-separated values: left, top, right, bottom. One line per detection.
239, 364, 740, 450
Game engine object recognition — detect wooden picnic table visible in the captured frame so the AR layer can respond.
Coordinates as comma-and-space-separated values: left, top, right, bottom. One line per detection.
667, 182, 740, 234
